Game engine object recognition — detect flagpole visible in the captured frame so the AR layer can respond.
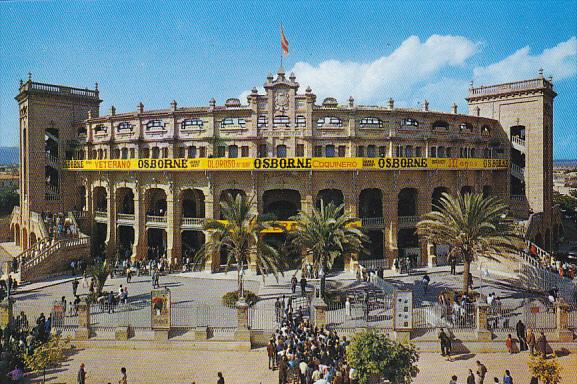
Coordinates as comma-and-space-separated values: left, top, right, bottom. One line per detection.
280, 23, 283, 69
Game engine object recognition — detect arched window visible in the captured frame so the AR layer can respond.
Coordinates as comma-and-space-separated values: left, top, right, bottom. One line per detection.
459, 122, 473, 132
359, 117, 383, 128
121, 148, 128, 159
432, 120, 449, 130
146, 120, 165, 131
273, 115, 290, 128
438, 146, 445, 158
151, 147, 160, 159
430, 147, 437, 158
117, 122, 134, 132
276, 145, 287, 158
181, 119, 204, 130
257, 115, 268, 128
402, 118, 419, 127
296, 115, 306, 128
481, 125, 491, 134
404, 146, 413, 157
325, 145, 336, 158
367, 145, 376, 158
220, 118, 246, 128
188, 146, 197, 158
316, 116, 343, 128
228, 145, 238, 158
94, 124, 107, 134
130, 148, 135, 158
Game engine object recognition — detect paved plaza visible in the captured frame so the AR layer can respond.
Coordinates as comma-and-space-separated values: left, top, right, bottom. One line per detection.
21, 348, 577, 383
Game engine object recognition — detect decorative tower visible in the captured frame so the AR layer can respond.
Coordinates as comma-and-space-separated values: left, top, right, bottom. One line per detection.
466, 70, 556, 250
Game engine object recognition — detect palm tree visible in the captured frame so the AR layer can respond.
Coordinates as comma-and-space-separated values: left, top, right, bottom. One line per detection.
194, 193, 285, 299
86, 260, 110, 298
288, 200, 369, 297
416, 192, 521, 295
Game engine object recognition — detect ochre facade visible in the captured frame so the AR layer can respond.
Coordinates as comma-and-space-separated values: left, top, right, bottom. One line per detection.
10, 69, 558, 271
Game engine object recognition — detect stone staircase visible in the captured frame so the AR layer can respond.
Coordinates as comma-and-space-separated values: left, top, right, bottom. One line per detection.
13, 211, 91, 283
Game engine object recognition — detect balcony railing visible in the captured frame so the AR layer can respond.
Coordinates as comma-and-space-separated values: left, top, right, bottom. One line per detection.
469, 78, 552, 97
117, 213, 135, 222
398, 216, 419, 228
511, 136, 526, 149
511, 194, 527, 201
94, 211, 107, 220
360, 217, 385, 229
146, 215, 167, 225
181, 217, 206, 228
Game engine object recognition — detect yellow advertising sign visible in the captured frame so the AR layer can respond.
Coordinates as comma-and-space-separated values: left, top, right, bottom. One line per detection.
63, 157, 508, 171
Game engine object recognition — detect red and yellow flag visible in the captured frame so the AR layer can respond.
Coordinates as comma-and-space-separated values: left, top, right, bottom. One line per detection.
281, 25, 289, 56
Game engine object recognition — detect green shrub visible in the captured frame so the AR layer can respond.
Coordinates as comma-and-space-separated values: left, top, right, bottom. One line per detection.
222, 290, 258, 307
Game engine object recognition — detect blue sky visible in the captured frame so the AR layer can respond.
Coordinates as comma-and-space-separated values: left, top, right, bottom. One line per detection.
0, 0, 575, 159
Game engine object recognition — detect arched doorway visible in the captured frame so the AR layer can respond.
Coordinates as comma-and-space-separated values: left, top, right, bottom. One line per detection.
397, 228, 419, 268
93, 223, 107, 258
262, 189, 301, 220
93, 186, 108, 212
117, 226, 135, 260
398, 188, 418, 217
14, 224, 20, 246
362, 230, 383, 262
116, 188, 135, 214
219, 189, 246, 219
22, 227, 28, 249
316, 189, 344, 210
432, 187, 449, 212
29, 232, 37, 246
147, 228, 167, 259
182, 231, 205, 267
181, 189, 205, 218
145, 188, 167, 216
359, 189, 383, 218
460, 186, 473, 196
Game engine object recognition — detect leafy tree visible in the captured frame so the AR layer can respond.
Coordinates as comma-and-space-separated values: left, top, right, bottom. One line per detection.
22, 334, 70, 383
288, 200, 369, 297
416, 193, 521, 295
194, 193, 285, 298
528, 354, 562, 384
346, 329, 419, 384
0, 185, 19, 214
553, 191, 577, 216
86, 260, 110, 298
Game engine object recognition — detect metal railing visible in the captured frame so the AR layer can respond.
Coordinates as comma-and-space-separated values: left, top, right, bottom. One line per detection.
414, 303, 476, 329
325, 296, 394, 330
511, 136, 526, 150
361, 217, 385, 228
398, 216, 418, 228
146, 215, 167, 224
511, 163, 525, 179
181, 217, 206, 228
117, 213, 135, 222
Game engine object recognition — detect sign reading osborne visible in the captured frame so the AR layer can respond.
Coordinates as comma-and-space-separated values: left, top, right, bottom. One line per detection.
63, 157, 508, 171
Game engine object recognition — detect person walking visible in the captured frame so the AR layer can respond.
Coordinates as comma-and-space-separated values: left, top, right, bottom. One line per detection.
505, 334, 513, 354
300, 276, 307, 296
72, 279, 79, 296
526, 328, 536, 356
476, 361, 487, 384
537, 331, 548, 358
345, 297, 351, 318
77, 363, 86, 384
267, 339, 276, 370
438, 328, 448, 356
422, 273, 431, 295
515, 319, 527, 351
450, 256, 457, 275
217, 371, 225, 384
466, 369, 475, 384
107, 290, 115, 314
502, 370, 513, 384
291, 275, 297, 294
119, 367, 127, 384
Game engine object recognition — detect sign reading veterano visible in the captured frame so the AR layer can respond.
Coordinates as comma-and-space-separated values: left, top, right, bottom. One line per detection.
64, 157, 508, 171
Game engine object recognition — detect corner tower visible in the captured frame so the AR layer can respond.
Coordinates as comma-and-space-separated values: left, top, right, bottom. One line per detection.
15, 75, 101, 220
466, 70, 556, 249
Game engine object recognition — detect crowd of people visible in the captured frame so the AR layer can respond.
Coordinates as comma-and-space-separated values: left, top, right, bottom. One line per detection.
41, 211, 79, 240
268, 297, 357, 384
1, 311, 53, 382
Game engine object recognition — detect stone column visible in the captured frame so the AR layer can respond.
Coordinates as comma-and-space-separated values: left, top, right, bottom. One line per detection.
0, 298, 14, 328
234, 299, 251, 342
417, 181, 431, 267
475, 302, 491, 341
166, 188, 182, 267
202, 196, 218, 272
555, 299, 573, 342
105, 186, 117, 260
75, 301, 91, 340
384, 191, 398, 269
132, 187, 146, 262
313, 297, 328, 328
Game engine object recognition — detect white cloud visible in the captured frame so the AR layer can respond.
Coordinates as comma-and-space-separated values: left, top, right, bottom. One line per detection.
473, 36, 577, 85
289, 35, 479, 103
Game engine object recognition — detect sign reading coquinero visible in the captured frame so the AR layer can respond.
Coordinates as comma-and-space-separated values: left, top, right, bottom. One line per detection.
63, 157, 508, 171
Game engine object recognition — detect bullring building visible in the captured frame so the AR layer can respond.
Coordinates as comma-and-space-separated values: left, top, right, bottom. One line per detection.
6, 68, 562, 280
